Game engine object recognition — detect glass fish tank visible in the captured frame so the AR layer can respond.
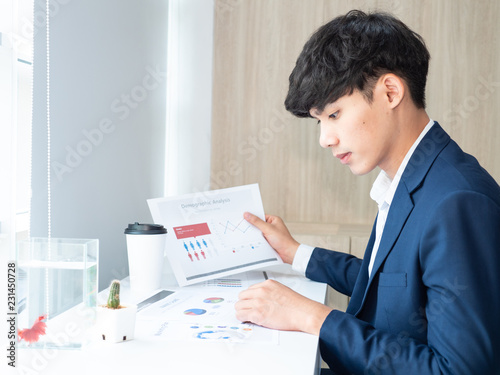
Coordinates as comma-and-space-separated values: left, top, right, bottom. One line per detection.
17, 238, 98, 349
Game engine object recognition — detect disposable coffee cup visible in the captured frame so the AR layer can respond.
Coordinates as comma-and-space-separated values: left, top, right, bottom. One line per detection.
125, 222, 167, 295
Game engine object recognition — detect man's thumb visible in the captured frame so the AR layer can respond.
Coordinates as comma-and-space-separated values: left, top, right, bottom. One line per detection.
244, 212, 266, 230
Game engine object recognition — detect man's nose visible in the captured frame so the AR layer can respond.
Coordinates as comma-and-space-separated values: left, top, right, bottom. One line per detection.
319, 123, 339, 148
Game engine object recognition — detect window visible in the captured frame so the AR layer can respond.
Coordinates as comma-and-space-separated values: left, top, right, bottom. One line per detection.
0, 0, 34, 259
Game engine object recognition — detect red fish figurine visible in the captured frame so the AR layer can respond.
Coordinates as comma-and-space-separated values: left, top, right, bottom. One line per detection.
18, 315, 47, 344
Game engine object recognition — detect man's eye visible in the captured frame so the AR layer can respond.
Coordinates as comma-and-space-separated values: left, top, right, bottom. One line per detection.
329, 111, 339, 119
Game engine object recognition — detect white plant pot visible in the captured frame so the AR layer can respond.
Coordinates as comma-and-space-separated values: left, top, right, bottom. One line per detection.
96, 305, 137, 343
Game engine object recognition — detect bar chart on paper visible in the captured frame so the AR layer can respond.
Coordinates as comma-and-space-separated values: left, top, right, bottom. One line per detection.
148, 184, 282, 286
174, 217, 266, 260
170, 214, 275, 283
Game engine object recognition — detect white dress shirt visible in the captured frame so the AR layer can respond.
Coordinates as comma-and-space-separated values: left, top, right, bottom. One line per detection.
292, 119, 435, 277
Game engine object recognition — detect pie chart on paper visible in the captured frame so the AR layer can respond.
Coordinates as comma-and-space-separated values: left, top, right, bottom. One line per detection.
184, 308, 207, 316
203, 297, 224, 304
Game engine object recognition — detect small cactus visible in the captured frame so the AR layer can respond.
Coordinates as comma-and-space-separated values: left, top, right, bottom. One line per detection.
106, 280, 120, 309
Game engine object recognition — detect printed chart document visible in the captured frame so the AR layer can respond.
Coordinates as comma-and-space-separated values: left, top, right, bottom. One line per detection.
148, 184, 282, 286
136, 271, 278, 344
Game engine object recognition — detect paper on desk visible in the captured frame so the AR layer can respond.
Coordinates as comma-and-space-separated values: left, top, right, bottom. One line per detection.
136, 272, 278, 344
138, 270, 266, 321
148, 184, 282, 286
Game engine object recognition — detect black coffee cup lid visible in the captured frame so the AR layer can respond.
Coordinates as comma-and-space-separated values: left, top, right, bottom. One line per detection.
124, 222, 167, 235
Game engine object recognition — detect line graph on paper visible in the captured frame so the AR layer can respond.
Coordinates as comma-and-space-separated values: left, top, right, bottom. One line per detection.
218, 219, 252, 235
210, 216, 266, 253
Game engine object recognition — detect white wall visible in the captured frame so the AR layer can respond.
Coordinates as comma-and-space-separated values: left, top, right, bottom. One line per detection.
165, 0, 214, 196
31, 0, 169, 289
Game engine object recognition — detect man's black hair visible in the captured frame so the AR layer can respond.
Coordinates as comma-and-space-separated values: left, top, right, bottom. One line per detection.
284, 10, 430, 117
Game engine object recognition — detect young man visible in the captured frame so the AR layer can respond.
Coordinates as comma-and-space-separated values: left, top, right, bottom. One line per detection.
235, 10, 500, 374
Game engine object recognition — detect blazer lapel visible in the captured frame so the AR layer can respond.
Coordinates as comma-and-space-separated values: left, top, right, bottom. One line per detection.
346, 221, 376, 315
368, 187, 414, 281
350, 122, 451, 316
350, 190, 413, 316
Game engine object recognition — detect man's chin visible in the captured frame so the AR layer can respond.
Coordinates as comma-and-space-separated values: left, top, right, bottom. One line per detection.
348, 164, 377, 176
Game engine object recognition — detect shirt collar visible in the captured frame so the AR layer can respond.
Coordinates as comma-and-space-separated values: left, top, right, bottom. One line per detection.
370, 119, 435, 208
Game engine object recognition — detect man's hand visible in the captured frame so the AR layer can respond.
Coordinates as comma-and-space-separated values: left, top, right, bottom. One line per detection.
235, 279, 332, 335
244, 212, 299, 264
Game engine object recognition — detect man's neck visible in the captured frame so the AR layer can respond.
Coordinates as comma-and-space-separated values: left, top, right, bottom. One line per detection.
383, 109, 430, 179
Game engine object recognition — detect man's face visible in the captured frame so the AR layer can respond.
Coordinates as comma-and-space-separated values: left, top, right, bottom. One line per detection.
310, 87, 398, 176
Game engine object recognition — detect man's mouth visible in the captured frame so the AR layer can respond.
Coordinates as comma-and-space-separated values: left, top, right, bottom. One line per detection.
335, 152, 351, 165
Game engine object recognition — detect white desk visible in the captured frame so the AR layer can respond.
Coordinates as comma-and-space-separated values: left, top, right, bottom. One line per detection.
14, 265, 327, 375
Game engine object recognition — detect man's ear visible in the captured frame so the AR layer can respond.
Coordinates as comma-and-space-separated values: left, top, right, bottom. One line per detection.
379, 73, 405, 108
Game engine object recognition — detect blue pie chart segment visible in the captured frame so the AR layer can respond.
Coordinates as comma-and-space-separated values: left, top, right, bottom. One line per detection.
184, 308, 207, 316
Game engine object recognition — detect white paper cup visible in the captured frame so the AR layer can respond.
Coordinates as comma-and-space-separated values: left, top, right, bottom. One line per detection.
125, 222, 167, 295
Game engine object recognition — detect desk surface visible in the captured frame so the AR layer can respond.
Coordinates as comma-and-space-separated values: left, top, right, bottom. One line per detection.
14, 265, 327, 375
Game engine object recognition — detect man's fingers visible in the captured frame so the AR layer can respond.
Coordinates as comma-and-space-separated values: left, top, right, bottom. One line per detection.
234, 301, 253, 323
245, 212, 284, 232
238, 282, 265, 301
235, 289, 260, 324
265, 215, 282, 225
244, 212, 268, 230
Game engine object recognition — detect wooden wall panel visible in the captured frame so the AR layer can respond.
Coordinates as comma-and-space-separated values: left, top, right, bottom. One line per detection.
212, 0, 500, 231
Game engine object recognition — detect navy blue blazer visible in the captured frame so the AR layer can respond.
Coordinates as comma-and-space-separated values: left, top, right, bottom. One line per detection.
306, 123, 500, 374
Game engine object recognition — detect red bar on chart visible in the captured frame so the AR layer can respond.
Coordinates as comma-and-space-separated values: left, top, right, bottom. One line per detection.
173, 223, 211, 239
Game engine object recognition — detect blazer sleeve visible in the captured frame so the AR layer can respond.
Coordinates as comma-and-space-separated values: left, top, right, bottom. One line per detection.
318, 191, 500, 374
305, 248, 363, 297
